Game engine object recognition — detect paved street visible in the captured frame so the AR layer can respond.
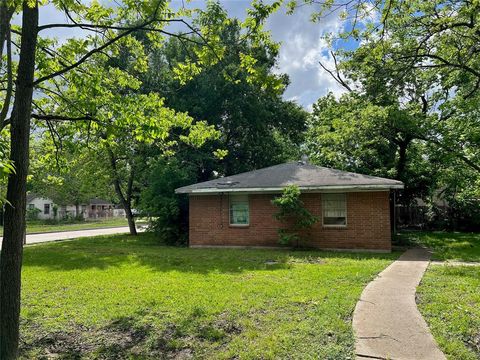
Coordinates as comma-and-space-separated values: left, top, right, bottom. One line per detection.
0, 226, 139, 248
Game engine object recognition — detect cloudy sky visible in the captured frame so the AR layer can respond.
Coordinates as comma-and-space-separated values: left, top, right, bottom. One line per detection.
201, 1, 350, 109
38, 0, 353, 110
179, 0, 350, 109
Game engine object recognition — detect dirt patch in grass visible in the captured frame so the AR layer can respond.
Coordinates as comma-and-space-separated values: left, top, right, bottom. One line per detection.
466, 331, 480, 355
21, 314, 244, 359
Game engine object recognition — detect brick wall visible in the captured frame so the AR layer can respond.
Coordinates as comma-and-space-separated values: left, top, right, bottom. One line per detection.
189, 192, 391, 251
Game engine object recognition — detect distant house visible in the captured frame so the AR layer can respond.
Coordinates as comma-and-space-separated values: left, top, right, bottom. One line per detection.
176, 161, 404, 252
26, 194, 125, 220
26, 194, 55, 220
87, 198, 115, 219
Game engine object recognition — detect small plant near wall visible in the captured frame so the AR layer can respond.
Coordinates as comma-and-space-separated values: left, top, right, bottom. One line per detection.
272, 185, 318, 247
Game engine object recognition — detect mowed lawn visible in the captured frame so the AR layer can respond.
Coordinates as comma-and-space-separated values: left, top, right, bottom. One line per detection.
406, 231, 480, 360
1, 217, 129, 235
397, 231, 480, 262
417, 265, 480, 360
21, 234, 397, 359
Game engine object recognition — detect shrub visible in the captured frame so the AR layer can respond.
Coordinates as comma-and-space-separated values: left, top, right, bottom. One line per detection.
272, 185, 318, 247
26, 207, 41, 221
139, 159, 194, 246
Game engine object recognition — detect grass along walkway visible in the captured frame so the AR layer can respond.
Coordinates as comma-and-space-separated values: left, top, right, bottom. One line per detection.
417, 265, 480, 360
20, 233, 398, 359
1, 217, 129, 235
397, 231, 480, 262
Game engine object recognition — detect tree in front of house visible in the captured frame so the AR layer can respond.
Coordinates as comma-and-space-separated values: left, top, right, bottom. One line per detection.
272, 185, 318, 247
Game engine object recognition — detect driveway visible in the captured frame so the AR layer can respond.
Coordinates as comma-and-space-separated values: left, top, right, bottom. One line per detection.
353, 248, 446, 360
0, 226, 141, 248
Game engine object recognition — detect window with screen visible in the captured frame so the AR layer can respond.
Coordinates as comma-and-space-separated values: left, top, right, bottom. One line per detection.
322, 193, 346, 226
229, 195, 249, 226
44, 203, 50, 215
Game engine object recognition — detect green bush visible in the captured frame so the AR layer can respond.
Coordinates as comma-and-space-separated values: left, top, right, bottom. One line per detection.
272, 185, 318, 247
26, 207, 41, 221
139, 159, 194, 246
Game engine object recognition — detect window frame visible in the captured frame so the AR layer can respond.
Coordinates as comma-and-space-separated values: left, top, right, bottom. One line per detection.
229, 194, 250, 227
44, 203, 50, 215
322, 193, 347, 228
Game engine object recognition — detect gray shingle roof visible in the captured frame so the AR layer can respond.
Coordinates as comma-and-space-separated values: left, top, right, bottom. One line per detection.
175, 162, 404, 194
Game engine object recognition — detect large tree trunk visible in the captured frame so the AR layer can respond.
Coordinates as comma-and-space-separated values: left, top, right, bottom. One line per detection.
0, 3, 38, 359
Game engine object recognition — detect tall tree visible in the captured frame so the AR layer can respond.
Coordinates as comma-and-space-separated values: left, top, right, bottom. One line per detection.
141, 18, 308, 179
0, 1, 282, 357
296, 0, 479, 203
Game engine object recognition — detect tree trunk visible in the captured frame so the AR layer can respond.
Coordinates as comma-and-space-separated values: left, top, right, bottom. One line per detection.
107, 147, 137, 235
124, 205, 137, 235
0, 2, 38, 359
0, 2, 14, 65
396, 138, 411, 181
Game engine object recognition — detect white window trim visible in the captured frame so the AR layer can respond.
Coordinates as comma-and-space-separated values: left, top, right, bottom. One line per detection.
229, 195, 249, 227
322, 193, 347, 228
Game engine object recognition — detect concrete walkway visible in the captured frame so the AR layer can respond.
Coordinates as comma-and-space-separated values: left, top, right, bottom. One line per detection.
0, 226, 136, 248
353, 248, 446, 360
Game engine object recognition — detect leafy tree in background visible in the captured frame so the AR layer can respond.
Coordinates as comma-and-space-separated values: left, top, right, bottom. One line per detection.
140, 17, 308, 179
29, 139, 114, 217
140, 158, 195, 245
296, 0, 479, 208
305, 92, 436, 202
134, 9, 307, 240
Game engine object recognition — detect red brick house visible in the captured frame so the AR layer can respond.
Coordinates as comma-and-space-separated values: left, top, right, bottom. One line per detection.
175, 162, 404, 252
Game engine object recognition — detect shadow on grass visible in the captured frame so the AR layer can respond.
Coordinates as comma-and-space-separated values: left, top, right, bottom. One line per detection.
21, 309, 244, 360
23, 233, 399, 273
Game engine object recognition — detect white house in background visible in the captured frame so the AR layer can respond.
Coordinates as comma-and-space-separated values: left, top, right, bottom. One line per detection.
26, 193, 127, 220
26, 194, 56, 220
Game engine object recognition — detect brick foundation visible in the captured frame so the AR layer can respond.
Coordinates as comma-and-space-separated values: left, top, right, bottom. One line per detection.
189, 192, 391, 251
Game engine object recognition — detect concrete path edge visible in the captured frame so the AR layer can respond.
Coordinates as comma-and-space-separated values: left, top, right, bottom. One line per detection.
353, 248, 446, 360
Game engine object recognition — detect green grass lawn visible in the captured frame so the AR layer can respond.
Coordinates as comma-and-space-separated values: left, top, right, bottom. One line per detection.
1, 217, 129, 235
397, 231, 480, 262
20, 234, 398, 359
417, 265, 480, 360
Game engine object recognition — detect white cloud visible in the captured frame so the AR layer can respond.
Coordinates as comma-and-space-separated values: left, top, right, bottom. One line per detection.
263, 4, 348, 109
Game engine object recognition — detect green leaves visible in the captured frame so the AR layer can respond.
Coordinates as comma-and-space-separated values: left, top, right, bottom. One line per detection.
272, 185, 318, 246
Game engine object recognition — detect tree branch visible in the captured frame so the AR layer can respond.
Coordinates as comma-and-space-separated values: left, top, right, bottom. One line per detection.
31, 113, 96, 122
33, 19, 156, 86
318, 51, 352, 92
0, 25, 12, 126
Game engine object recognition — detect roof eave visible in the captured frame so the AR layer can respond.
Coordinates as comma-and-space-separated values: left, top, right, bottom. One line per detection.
176, 184, 405, 194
